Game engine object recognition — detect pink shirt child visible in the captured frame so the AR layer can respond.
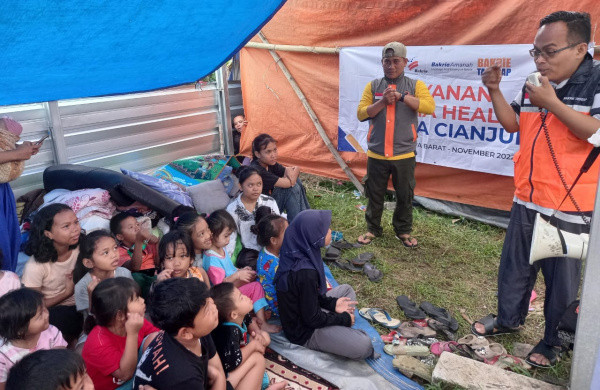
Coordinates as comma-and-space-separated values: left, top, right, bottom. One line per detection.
0, 325, 67, 382
0, 271, 20, 297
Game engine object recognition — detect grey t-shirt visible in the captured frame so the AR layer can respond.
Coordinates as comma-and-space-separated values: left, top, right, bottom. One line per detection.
74, 267, 133, 313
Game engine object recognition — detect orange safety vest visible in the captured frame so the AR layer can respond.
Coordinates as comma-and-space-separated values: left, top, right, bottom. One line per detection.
514, 109, 598, 212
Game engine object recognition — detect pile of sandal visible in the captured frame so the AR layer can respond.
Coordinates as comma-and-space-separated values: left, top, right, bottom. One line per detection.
366, 296, 536, 383
396, 296, 458, 340
451, 335, 531, 370
324, 242, 384, 282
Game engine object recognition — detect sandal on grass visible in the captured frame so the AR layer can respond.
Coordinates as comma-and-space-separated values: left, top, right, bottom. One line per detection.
358, 308, 401, 329
457, 334, 489, 349
525, 340, 565, 368
488, 354, 531, 370
399, 321, 436, 338
363, 262, 383, 282
396, 295, 426, 320
323, 246, 341, 262
471, 314, 520, 337
420, 301, 459, 332
331, 260, 363, 273
383, 344, 430, 357
396, 234, 418, 248
430, 341, 458, 356
427, 318, 456, 341
357, 233, 376, 245
392, 355, 433, 382
472, 342, 507, 360
350, 252, 374, 266
380, 330, 401, 344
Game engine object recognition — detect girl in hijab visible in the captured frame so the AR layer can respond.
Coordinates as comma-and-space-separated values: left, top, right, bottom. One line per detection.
274, 210, 374, 359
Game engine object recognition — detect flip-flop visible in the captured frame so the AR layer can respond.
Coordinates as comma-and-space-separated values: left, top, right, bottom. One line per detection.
457, 334, 489, 349
396, 234, 418, 248
427, 318, 456, 341
471, 314, 520, 337
322, 246, 341, 262
396, 295, 426, 320
472, 342, 507, 360
488, 354, 531, 370
331, 260, 363, 273
419, 301, 459, 332
363, 262, 383, 282
358, 308, 401, 329
350, 252, 374, 266
392, 355, 433, 382
430, 341, 458, 356
398, 321, 436, 338
357, 233, 376, 245
383, 344, 430, 357
380, 330, 401, 343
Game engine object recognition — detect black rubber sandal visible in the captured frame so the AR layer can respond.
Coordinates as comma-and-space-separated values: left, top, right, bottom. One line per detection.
420, 301, 459, 332
526, 340, 564, 368
471, 314, 520, 337
396, 295, 426, 320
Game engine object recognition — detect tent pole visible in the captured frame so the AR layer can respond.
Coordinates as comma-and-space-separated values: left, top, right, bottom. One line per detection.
257, 31, 364, 195
569, 168, 600, 389
245, 42, 340, 54
215, 66, 234, 155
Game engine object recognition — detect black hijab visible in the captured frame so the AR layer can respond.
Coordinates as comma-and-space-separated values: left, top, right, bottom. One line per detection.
274, 210, 331, 295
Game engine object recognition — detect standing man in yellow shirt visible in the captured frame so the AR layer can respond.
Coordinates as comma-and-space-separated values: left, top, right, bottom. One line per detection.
356, 42, 435, 247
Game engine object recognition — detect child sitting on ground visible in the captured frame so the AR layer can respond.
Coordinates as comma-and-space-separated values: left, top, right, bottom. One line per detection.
6, 349, 93, 390
22, 203, 84, 347
253, 207, 288, 317
203, 210, 280, 333
155, 230, 208, 284
0, 288, 68, 389
73, 230, 133, 316
110, 212, 159, 298
82, 277, 158, 390
0, 250, 20, 298
173, 211, 213, 274
211, 283, 287, 390
275, 210, 374, 360
134, 277, 228, 389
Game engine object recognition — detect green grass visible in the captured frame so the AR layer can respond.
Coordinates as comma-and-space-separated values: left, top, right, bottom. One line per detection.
302, 174, 571, 388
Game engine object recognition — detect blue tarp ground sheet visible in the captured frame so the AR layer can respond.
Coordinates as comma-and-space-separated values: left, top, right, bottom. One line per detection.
268, 264, 424, 390
0, 0, 286, 105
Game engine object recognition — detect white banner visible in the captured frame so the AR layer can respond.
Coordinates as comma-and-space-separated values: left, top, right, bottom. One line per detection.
338, 44, 537, 177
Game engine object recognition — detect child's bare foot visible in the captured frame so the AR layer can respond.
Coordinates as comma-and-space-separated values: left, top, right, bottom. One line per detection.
266, 380, 288, 390
261, 322, 281, 333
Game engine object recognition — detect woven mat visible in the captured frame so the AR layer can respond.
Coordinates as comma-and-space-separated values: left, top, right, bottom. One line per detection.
265, 347, 339, 390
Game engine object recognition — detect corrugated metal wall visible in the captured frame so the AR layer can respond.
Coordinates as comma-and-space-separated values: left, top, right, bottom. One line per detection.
4, 82, 243, 198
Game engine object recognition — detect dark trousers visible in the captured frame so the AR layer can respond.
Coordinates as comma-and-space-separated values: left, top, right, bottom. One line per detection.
364, 156, 415, 236
497, 203, 587, 346
271, 178, 310, 222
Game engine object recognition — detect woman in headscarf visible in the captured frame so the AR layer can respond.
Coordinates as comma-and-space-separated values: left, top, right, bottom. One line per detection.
274, 210, 374, 359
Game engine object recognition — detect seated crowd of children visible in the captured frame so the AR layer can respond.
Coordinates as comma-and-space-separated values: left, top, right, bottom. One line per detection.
0, 167, 374, 390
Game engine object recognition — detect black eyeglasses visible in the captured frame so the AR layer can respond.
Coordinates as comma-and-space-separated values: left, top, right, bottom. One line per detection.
529, 42, 582, 59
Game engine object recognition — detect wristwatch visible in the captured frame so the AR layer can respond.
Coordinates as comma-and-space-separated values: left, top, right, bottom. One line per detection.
400, 92, 406, 102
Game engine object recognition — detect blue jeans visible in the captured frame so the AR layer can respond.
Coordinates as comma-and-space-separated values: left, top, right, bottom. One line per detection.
271, 179, 310, 222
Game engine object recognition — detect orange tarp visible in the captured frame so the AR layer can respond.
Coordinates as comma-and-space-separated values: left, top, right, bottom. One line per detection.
239, 1, 600, 211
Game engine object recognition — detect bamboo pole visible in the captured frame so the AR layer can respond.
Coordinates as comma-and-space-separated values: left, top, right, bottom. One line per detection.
245, 42, 340, 54
256, 31, 364, 194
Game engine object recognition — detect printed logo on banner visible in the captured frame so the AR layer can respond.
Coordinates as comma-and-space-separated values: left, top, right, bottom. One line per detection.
476, 57, 512, 76
338, 45, 534, 176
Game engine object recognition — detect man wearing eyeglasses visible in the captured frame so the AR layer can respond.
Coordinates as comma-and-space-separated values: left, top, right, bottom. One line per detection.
356, 42, 435, 248
473, 11, 599, 368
